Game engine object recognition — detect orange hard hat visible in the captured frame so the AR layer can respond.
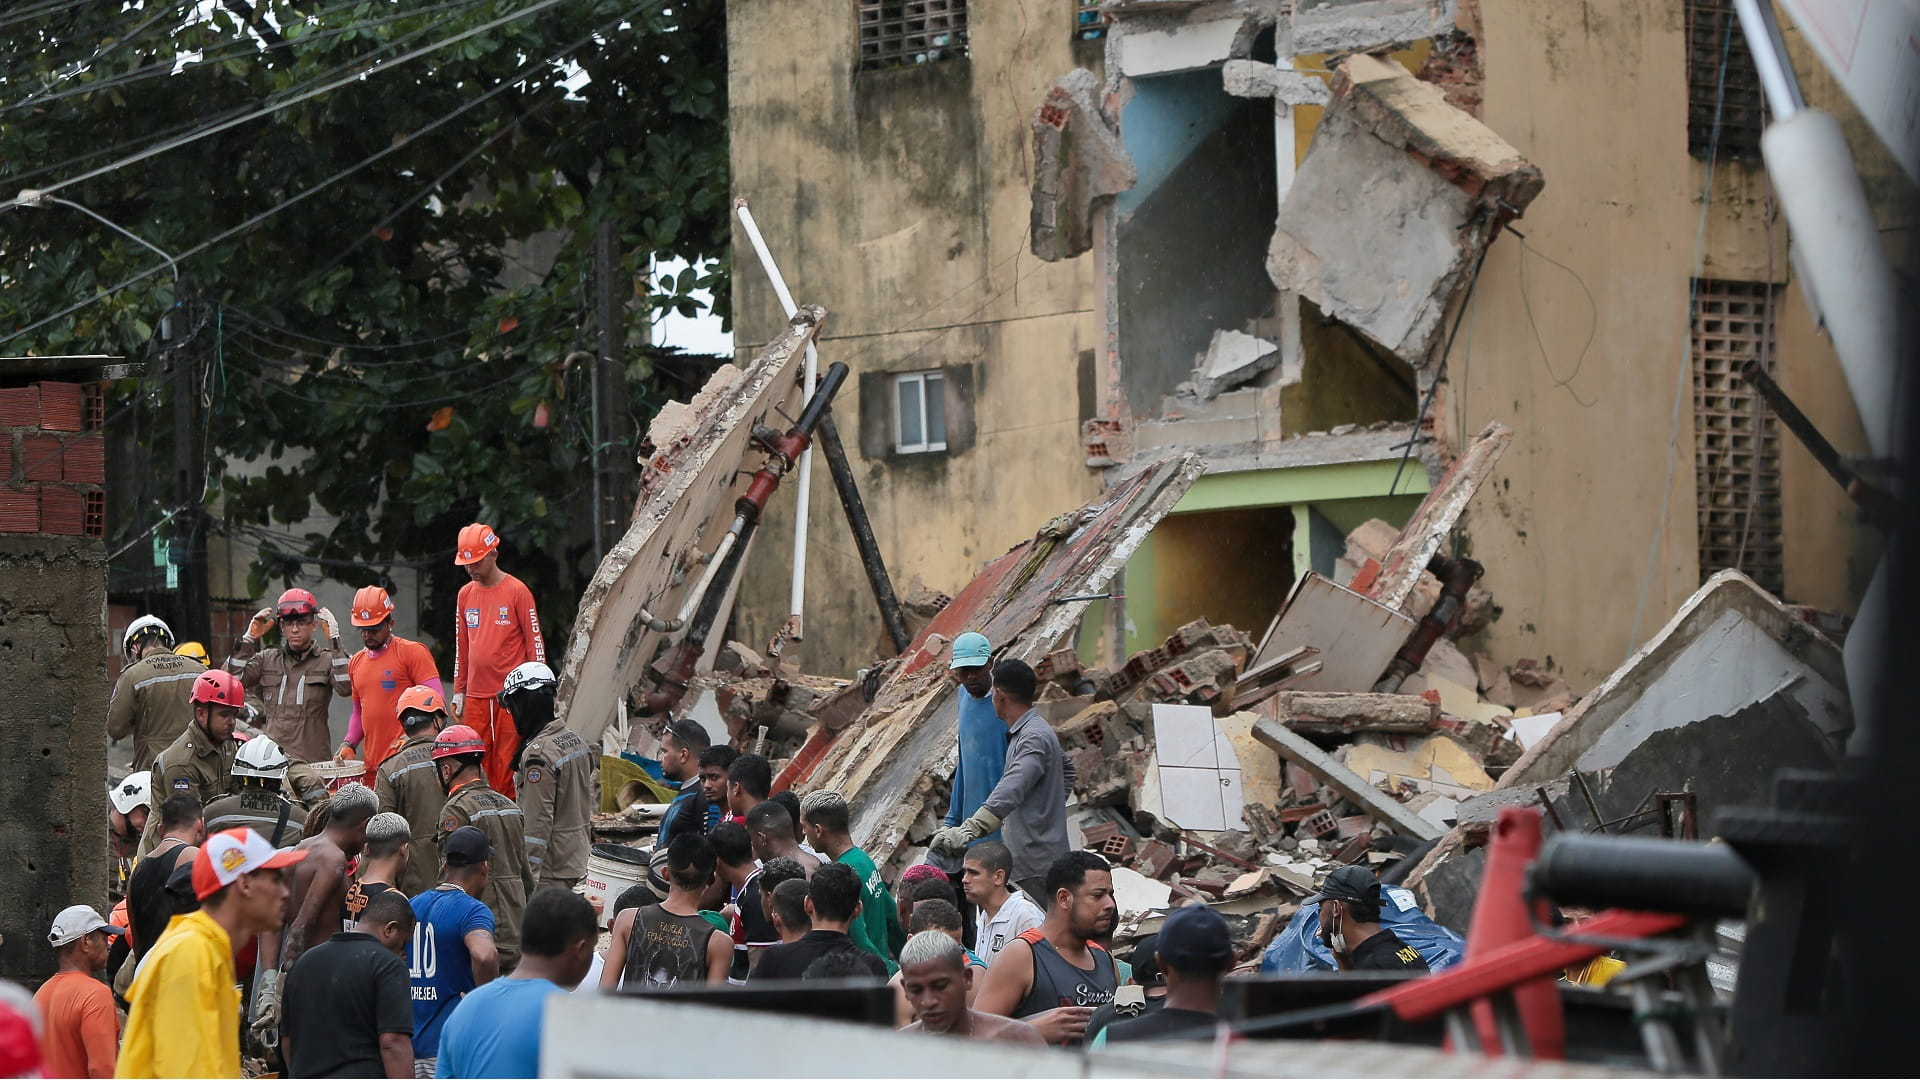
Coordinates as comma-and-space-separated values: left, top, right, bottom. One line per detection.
396, 685, 448, 725
454, 523, 500, 566
350, 586, 394, 627
431, 724, 486, 760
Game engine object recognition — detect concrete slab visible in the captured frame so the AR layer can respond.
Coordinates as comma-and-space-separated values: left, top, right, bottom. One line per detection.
1364, 420, 1512, 614
1252, 718, 1441, 841
1251, 572, 1413, 693
1502, 570, 1851, 787
555, 307, 823, 744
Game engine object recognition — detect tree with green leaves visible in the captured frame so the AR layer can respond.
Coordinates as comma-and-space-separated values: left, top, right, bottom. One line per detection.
0, 0, 730, 656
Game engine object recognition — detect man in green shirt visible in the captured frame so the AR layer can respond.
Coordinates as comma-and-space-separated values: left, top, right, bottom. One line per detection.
799, 789, 905, 973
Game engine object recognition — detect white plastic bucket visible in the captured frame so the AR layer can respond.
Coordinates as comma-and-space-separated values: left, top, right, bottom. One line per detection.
582, 843, 650, 927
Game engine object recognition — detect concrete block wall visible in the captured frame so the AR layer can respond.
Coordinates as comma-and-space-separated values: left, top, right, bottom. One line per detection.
0, 536, 109, 986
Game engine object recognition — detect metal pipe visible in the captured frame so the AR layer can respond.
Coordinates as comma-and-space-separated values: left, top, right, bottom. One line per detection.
815, 413, 911, 653
1741, 358, 1894, 517
734, 198, 817, 640
671, 523, 743, 628
1731, 0, 1804, 121
1530, 833, 1756, 919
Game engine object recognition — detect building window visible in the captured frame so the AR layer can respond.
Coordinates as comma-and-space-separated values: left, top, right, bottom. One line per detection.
858, 0, 969, 72
1692, 279, 1783, 595
1076, 0, 1105, 41
1685, 0, 1765, 160
893, 370, 947, 454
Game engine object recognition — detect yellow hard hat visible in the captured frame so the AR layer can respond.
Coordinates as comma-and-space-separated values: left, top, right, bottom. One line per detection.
175, 641, 210, 666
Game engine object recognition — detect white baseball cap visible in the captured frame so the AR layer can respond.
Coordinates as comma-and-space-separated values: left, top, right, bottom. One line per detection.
193, 827, 308, 900
47, 906, 124, 948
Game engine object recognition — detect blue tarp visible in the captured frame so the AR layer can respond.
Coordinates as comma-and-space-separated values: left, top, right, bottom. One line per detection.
1261, 885, 1469, 973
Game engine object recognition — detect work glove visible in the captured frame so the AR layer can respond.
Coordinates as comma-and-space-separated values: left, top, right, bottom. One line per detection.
930, 807, 1000, 855
250, 967, 281, 1050
246, 608, 275, 640
451, 694, 465, 720
335, 743, 358, 763
317, 606, 341, 648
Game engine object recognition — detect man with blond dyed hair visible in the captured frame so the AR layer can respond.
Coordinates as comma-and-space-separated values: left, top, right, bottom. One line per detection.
799, 789, 905, 973
344, 811, 411, 927
898, 931, 1043, 1043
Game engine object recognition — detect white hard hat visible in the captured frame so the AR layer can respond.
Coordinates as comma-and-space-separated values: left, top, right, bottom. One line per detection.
501, 661, 557, 699
108, 771, 152, 815
233, 735, 290, 780
122, 614, 174, 657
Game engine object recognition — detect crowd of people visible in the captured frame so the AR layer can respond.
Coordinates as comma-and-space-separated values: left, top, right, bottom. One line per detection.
14, 526, 1461, 1077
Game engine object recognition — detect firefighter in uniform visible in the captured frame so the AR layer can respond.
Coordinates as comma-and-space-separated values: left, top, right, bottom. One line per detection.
107, 615, 202, 773
375, 685, 454, 896
500, 662, 596, 890
433, 723, 534, 973
139, 669, 244, 854
226, 588, 351, 764
203, 735, 308, 847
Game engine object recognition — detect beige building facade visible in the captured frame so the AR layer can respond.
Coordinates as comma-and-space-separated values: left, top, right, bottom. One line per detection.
726, 0, 1910, 689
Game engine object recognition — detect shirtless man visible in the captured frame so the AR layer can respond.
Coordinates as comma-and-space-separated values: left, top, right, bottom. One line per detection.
898, 931, 1044, 1044
253, 782, 378, 1048
745, 801, 822, 876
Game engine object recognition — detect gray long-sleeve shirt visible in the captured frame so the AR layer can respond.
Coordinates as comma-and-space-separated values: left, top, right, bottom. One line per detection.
980, 707, 1071, 883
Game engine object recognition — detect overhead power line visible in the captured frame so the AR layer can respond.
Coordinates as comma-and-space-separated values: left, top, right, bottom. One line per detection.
0, 0, 582, 212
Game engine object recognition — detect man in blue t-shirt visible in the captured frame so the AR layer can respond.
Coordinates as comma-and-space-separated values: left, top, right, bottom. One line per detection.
409, 827, 498, 1075
437, 886, 599, 1079
943, 633, 1007, 842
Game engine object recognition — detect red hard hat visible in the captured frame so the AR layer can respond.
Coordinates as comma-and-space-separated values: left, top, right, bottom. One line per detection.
431, 724, 486, 760
397, 685, 447, 720
454, 523, 500, 566
350, 585, 394, 627
190, 669, 245, 708
276, 588, 320, 617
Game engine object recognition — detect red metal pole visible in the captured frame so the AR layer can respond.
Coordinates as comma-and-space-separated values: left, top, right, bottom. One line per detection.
1461, 807, 1564, 1057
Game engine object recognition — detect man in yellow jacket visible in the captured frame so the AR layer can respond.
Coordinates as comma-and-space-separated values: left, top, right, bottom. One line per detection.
117, 828, 306, 1079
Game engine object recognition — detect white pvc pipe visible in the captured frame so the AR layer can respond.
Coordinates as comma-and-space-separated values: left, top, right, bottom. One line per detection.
1762, 110, 1902, 459
734, 198, 816, 641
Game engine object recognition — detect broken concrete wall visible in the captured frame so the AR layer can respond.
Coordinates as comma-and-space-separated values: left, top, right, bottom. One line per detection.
0, 537, 109, 984
1266, 52, 1542, 364
1503, 570, 1851, 787
1031, 68, 1136, 262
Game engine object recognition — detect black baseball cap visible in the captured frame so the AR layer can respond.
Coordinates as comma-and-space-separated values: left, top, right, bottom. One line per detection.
1302, 864, 1381, 906
1155, 904, 1234, 973
443, 826, 493, 867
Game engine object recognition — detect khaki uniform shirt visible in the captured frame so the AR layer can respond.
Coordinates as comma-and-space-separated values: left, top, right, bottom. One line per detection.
285, 763, 332, 810
107, 649, 203, 773
203, 787, 307, 848
376, 734, 446, 897
439, 776, 534, 971
226, 635, 351, 764
139, 723, 237, 854
516, 719, 598, 888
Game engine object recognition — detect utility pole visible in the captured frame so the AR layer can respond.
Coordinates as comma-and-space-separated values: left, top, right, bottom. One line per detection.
590, 220, 631, 565
171, 290, 210, 642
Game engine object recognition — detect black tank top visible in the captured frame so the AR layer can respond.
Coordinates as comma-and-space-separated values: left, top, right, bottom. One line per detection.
619, 905, 716, 991
128, 841, 191, 961
1013, 929, 1118, 1044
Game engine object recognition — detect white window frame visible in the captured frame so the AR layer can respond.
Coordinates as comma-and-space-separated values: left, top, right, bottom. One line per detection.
892, 370, 947, 454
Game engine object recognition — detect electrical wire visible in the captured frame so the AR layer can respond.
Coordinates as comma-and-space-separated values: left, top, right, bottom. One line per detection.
0, 0, 656, 350
0, 0, 584, 211
1629, 9, 1739, 658
1515, 234, 1600, 408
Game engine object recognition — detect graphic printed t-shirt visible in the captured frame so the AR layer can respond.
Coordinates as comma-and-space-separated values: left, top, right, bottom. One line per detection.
409, 886, 496, 1059
342, 879, 399, 931
452, 574, 544, 699
348, 637, 440, 769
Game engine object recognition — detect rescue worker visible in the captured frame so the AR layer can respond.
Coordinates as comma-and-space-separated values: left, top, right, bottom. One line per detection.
339, 585, 442, 770
204, 735, 309, 847
434, 723, 534, 973
107, 771, 152, 901
226, 587, 351, 765
501, 662, 595, 890
451, 522, 545, 797
375, 685, 455, 896
174, 641, 210, 666
107, 615, 201, 773
139, 669, 244, 854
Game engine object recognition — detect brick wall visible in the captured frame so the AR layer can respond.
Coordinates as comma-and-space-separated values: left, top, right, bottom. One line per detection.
0, 381, 106, 538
